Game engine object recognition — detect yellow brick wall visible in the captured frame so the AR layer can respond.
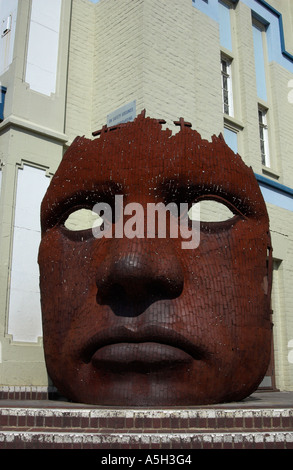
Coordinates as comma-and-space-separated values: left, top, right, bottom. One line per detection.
268, 62, 293, 187
65, 0, 95, 141
89, 0, 223, 138
233, 1, 261, 168
92, 0, 145, 132
268, 204, 293, 390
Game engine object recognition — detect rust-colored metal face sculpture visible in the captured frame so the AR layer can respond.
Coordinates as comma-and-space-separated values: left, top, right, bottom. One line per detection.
38, 111, 272, 406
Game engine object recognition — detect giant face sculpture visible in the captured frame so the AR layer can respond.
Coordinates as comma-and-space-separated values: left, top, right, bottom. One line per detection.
38, 111, 272, 406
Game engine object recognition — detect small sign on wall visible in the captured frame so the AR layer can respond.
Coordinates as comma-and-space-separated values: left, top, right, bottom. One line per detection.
107, 100, 136, 127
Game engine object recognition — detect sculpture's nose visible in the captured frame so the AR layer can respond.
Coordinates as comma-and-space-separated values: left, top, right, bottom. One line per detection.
95, 239, 184, 317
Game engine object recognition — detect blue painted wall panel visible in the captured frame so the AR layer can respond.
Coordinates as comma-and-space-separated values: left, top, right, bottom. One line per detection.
255, 174, 293, 212
252, 23, 267, 101
224, 127, 238, 153
219, 0, 233, 51
259, 184, 293, 211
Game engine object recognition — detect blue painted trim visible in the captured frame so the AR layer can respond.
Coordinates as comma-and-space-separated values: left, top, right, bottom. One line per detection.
192, 0, 293, 70
255, 0, 293, 62
0, 86, 7, 122
255, 173, 293, 197
255, 174, 293, 211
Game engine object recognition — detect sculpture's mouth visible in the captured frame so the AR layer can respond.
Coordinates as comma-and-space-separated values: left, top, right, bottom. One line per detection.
90, 342, 193, 372
81, 325, 207, 372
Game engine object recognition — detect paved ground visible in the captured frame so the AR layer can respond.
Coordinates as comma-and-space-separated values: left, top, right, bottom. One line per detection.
0, 390, 292, 409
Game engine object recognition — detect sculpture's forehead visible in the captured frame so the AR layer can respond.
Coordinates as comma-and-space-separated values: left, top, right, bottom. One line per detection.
57, 127, 252, 187
41, 119, 268, 231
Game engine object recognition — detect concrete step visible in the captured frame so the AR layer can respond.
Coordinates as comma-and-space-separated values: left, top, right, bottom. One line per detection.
1, 427, 293, 449
1, 397, 293, 449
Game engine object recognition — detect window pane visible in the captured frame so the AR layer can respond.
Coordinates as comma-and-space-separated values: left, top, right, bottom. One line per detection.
258, 108, 270, 167
221, 57, 233, 116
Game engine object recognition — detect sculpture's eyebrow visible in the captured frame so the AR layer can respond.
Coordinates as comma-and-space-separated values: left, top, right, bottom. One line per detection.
41, 180, 124, 232
158, 174, 262, 218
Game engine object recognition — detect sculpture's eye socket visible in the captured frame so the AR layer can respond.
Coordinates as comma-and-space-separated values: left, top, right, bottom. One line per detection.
187, 198, 242, 231
64, 208, 103, 231
188, 199, 235, 222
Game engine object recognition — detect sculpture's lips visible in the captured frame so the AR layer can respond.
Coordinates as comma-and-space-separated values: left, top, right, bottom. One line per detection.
81, 325, 207, 370
91, 342, 193, 371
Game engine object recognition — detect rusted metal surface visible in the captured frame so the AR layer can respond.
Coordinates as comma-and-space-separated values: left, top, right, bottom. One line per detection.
38, 111, 272, 406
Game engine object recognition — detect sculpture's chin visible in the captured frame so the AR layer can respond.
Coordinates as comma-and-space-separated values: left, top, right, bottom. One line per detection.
46, 352, 269, 407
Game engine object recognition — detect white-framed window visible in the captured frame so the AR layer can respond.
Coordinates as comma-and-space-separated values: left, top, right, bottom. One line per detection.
221, 55, 234, 116
258, 106, 270, 167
